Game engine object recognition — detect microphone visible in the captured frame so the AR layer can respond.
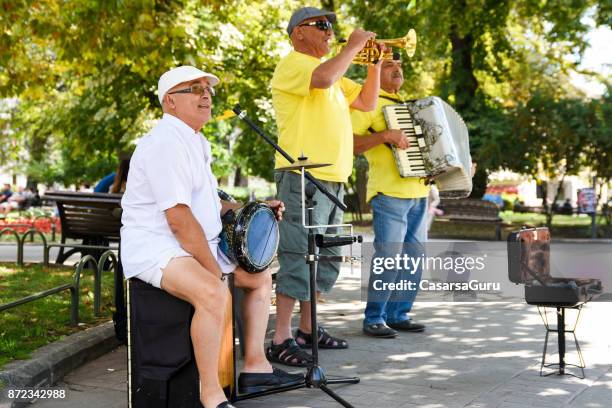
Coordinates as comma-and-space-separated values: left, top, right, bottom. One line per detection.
315, 234, 363, 248
305, 182, 317, 199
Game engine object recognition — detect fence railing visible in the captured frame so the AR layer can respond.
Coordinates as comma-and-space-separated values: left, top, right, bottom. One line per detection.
1, 227, 118, 266
0, 232, 119, 325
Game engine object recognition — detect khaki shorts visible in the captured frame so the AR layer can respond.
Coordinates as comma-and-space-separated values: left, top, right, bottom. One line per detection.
274, 171, 344, 301
131, 244, 236, 289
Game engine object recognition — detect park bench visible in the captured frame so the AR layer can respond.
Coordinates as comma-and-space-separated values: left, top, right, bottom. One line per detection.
437, 198, 504, 240
42, 191, 122, 264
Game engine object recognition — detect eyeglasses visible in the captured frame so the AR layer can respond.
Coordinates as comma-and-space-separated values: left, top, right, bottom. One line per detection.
299, 20, 333, 32
168, 83, 215, 97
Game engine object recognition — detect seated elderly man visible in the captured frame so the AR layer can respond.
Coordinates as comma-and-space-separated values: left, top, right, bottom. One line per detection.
120, 66, 303, 408
1, 186, 33, 214
0, 184, 12, 204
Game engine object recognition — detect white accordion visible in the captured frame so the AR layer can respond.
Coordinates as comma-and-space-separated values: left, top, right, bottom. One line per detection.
382, 96, 472, 199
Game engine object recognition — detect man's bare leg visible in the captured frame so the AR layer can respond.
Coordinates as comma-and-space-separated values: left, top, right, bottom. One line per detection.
296, 292, 342, 348
234, 267, 273, 373
272, 292, 297, 344
297, 295, 318, 334
160, 257, 228, 408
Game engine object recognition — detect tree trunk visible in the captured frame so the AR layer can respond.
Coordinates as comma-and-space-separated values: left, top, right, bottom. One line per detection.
449, 2, 481, 196
546, 174, 566, 230
26, 132, 47, 191
469, 166, 487, 199
234, 167, 248, 187
449, 2, 478, 113
25, 176, 38, 192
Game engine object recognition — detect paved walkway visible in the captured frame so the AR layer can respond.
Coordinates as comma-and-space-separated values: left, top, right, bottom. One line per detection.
29, 267, 612, 408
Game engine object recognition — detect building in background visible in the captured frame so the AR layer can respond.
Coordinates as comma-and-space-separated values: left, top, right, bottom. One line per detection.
486, 169, 610, 210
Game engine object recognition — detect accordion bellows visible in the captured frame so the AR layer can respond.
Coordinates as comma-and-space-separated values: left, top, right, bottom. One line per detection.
382, 96, 472, 199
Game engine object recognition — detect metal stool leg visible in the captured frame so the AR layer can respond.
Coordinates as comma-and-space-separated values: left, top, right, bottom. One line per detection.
538, 305, 585, 379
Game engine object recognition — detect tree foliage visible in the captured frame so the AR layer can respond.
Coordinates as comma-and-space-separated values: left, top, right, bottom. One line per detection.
0, 0, 609, 191
1, 0, 309, 184
342, 0, 608, 197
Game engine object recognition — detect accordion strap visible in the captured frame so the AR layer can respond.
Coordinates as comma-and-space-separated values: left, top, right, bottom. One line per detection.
380, 95, 405, 104
367, 126, 395, 153
379, 95, 417, 105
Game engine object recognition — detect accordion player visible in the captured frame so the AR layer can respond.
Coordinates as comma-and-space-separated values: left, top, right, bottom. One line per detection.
382, 96, 472, 199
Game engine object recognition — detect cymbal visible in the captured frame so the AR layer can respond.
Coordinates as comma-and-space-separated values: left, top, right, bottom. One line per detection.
276, 159, 332, 171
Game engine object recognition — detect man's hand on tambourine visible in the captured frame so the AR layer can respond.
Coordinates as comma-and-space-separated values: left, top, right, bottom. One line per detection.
266, 200, 285, 221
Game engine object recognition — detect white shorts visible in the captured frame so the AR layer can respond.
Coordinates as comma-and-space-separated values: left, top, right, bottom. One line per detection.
131, 244, 236, 289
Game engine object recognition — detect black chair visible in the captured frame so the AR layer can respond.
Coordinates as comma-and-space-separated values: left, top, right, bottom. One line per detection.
507, 227, 602, 378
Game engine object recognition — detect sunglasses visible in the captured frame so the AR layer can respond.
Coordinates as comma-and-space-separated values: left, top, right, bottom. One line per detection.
168, 83, 215, 97
299, 19, 333, 32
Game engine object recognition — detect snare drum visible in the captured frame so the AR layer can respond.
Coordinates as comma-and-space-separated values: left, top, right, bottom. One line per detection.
219, 201, 279, 273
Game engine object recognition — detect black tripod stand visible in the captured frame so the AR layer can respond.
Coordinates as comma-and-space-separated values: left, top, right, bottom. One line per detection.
302, 182, 360, 407
229, 105, 361, 407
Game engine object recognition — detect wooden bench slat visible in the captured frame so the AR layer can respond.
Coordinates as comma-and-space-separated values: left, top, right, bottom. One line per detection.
42, 192, 123, 257
435, 198, 503, 240
62, 215, 121, 224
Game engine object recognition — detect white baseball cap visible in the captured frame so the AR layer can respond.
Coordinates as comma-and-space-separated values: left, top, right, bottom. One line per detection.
157, 65, 220, 105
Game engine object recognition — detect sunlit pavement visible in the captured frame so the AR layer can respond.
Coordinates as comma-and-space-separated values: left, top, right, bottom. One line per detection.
28, 261, 612, 408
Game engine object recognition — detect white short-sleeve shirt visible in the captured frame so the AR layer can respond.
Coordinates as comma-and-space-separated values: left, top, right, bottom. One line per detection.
120, 113, 235, 280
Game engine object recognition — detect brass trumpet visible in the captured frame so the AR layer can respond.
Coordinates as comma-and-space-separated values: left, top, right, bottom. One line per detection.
350, 29, 417, 65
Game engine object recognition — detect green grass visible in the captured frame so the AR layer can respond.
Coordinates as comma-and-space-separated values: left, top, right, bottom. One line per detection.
0, 263, 115, 368
499, 211, 606, 226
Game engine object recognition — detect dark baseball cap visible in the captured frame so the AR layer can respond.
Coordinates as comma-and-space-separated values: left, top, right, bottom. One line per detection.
287, 6, 337, 35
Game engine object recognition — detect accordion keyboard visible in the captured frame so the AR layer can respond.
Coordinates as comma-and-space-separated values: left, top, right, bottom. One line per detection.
382, 104, 428, 177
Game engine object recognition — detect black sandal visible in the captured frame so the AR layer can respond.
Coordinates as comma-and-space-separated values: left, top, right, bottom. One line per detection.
266, 338, 313, 367
295, 327, 348, 349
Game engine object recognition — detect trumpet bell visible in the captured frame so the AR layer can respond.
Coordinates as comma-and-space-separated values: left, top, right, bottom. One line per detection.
350, 29, 417, 65
378, 29, 417, 59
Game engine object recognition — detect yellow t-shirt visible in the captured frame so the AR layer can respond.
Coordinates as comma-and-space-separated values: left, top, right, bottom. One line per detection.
351, 90, 430, 202
272, 51, 361, 182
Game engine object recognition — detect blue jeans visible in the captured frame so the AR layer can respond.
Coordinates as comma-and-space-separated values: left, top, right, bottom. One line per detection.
364, 195, 428, 326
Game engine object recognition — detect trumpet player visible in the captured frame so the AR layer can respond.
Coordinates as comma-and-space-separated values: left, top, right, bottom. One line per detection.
351, 57, 429, 339
269, 6, 385, 366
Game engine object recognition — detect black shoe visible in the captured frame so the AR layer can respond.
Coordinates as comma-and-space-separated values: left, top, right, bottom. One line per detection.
387, 320, 425, 332
216, 402, 237, 408
238, 367, 304, 394
363, 323, 398, 338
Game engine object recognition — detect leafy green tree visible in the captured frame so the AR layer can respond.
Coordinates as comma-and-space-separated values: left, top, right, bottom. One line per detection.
512, 93, 599, 227
1, 0, 308, 185
584, 87, 612, 228
1, 0, 608, 198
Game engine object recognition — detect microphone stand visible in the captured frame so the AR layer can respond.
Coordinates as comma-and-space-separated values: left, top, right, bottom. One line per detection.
231, 104, 347, 212
231, 105, 360, 407
303, 182, 360, 408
